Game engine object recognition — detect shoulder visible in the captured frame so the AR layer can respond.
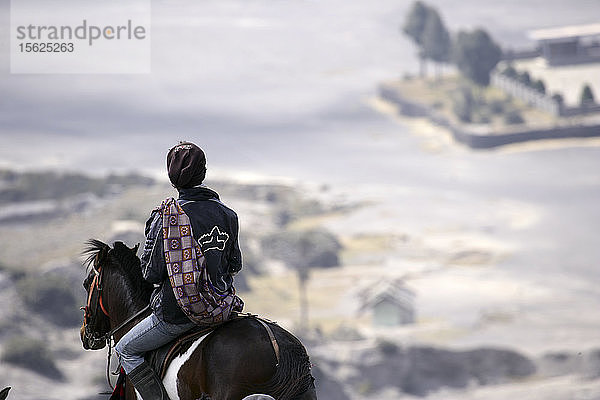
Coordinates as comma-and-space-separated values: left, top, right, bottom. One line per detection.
181, 197, 238, 216
210, 198, 238, 217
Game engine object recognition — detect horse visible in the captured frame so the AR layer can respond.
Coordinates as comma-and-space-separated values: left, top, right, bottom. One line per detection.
0, 387, 10, 400
80, 239, 317, 400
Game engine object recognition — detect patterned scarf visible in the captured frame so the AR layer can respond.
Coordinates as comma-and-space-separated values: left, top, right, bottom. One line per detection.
161, 197, 243, 325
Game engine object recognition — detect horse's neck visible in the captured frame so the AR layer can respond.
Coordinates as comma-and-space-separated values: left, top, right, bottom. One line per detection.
106, 274, 150, 343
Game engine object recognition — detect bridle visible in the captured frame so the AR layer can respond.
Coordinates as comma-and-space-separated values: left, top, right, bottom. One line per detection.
81, 253, 150, 390
81, 260, 111, 350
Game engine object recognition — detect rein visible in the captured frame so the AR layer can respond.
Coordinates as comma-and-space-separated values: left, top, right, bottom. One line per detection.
107, 304, 151, 340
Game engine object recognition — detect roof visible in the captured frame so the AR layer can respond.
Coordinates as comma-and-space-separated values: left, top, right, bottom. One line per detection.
529, 23, 600, 42
369, 293, 414, 310
358, 278, 415, 311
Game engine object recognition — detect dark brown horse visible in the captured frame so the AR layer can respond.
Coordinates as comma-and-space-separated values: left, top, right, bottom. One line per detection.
80, 240, 316, 400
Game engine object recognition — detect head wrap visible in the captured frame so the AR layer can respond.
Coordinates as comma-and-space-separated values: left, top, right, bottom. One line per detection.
166, 142, 206, 188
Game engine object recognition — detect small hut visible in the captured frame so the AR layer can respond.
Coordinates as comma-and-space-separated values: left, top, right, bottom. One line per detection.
359, 278, 416, 327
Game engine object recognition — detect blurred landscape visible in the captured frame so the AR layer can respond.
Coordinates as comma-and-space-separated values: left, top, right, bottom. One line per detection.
0, 0, 599, 399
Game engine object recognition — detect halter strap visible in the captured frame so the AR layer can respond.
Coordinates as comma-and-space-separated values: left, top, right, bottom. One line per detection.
99, 293, 110, 318
86, 269, 110, 318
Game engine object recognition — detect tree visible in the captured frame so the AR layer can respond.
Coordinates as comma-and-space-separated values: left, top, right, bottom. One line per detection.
261, 229, 341, 269
580, 84, 596, 106
403, 1, 428, 46
261, 228, 341, 331
297, 263, 310, 332
402, 1, 431, 77
552, 93, 565, 114
552, 93, 564, 105
295, 233, 314, 332
421, 9, 451, 77
453, 28, 502, 86
532, 79, 546, 94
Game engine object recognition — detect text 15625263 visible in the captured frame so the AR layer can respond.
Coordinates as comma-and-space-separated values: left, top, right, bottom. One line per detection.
18, 43, 75, 53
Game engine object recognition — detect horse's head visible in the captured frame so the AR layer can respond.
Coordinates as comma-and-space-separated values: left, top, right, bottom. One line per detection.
80, 240, 112, 350
80, 239, 145, 350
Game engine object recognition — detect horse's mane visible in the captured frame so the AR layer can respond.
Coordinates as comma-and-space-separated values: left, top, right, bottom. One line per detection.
83, 239, 153, 307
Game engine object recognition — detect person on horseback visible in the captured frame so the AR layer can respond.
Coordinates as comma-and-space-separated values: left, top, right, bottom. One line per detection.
115, 142, 244, 400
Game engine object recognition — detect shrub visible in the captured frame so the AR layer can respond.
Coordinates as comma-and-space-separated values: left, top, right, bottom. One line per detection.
580, 84, 596, 106
17, 275, 81, 327
502, 65, 517, 79
452, 87, 474, 123
472, 111, 491, 124
0, 261, 24, 281
488, 98, 506, 115
329, 324, 365, 341
2, 336, 64, 380
431, 101, 444, 110
377, 339, 400, 356
532, 79, 546, 94
552, 93, 564, 105
504, 110, 525, 125
274, 198, 323, 227
517, 71, 531, 86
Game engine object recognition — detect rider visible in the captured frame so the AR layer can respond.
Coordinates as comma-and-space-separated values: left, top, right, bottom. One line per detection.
115, 141, 244, 400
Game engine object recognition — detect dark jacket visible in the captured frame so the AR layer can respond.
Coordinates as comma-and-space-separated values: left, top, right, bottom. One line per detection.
140, 185, 242, 324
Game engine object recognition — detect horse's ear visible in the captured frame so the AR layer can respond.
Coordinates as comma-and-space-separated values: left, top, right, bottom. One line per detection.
83, 239, 112, 271
94, 243, 111, 268
0, 386, 11, 400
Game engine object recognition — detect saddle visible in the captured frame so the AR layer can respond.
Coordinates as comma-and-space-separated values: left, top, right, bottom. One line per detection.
145, 324, 214, 378
146, 314, 279, 378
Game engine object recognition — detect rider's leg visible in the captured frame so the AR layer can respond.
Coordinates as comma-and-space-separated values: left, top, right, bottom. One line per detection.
115, 312, 195, 399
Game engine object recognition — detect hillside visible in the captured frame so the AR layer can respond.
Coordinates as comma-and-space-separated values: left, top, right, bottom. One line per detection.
0, 170, 598, 399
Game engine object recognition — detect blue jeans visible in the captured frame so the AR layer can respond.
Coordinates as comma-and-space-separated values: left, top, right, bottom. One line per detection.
115, 312, 196, 374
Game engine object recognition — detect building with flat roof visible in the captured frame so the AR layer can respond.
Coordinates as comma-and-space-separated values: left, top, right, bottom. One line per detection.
529, 23, 600, 66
